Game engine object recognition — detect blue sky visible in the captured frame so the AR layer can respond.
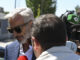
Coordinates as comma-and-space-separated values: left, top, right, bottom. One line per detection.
0, 0, 26, 12
56, 0, 80, 16
0, 0, 80, 17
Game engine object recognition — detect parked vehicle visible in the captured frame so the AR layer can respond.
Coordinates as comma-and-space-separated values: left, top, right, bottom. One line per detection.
0, 46, 4, 59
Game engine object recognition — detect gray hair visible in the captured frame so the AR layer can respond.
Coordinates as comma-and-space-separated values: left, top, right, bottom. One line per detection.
5, 7, 34, 23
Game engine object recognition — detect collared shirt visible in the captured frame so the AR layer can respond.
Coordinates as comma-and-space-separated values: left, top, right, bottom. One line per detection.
66, 41, 77, 52
19, 44, 33, 60
36, 46, 80, 60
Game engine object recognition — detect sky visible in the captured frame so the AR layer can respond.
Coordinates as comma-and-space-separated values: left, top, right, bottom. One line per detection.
0, 0, 80, 17
0, 0, 26, 12
56, 0, 80, 16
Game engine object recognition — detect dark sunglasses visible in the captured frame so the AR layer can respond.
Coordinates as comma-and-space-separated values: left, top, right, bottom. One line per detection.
7, 21, 30, 33
7, 26, 22, 33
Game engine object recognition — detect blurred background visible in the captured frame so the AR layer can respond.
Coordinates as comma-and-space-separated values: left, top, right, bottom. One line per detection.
0, 0, 80, 60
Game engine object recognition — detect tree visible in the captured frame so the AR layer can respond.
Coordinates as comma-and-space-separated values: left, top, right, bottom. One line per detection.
25, 0, 57, 17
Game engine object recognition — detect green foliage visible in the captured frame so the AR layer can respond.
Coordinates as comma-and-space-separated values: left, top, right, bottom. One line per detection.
25, 0, 56, 17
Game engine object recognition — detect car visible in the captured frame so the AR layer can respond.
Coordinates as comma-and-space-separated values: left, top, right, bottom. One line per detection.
0, 46, 5, 60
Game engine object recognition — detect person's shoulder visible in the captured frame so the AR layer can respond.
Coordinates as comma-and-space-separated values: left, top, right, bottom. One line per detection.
66, 41, 77, 46
66, 41, 74, 44
6, 40, 19, 48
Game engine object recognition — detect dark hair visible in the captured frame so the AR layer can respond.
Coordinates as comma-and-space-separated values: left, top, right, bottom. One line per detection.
31, 14, 67, 50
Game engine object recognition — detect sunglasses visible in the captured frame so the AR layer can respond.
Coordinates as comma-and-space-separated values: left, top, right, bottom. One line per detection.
7, 26, 22, 33
7, 21, 30, 33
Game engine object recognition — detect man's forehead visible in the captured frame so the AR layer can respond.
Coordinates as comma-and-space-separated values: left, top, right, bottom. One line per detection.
9, 14, 24, 22
8, 15, 24, 28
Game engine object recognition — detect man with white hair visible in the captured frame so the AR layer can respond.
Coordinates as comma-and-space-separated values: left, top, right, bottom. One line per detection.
4, 7, 35, 60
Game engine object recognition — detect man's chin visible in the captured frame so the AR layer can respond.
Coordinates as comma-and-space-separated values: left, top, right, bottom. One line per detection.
16, 36, 28, 44
17, 40, 22, 43
17, 38, 23, 43
18, 39, 26, 44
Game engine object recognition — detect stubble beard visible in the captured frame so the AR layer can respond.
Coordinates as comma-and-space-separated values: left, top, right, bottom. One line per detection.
20, 31, 31, 44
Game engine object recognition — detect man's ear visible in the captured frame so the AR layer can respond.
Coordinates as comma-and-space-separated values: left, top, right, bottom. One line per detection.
31, 36, 42, 58
31, 36, 40, 51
